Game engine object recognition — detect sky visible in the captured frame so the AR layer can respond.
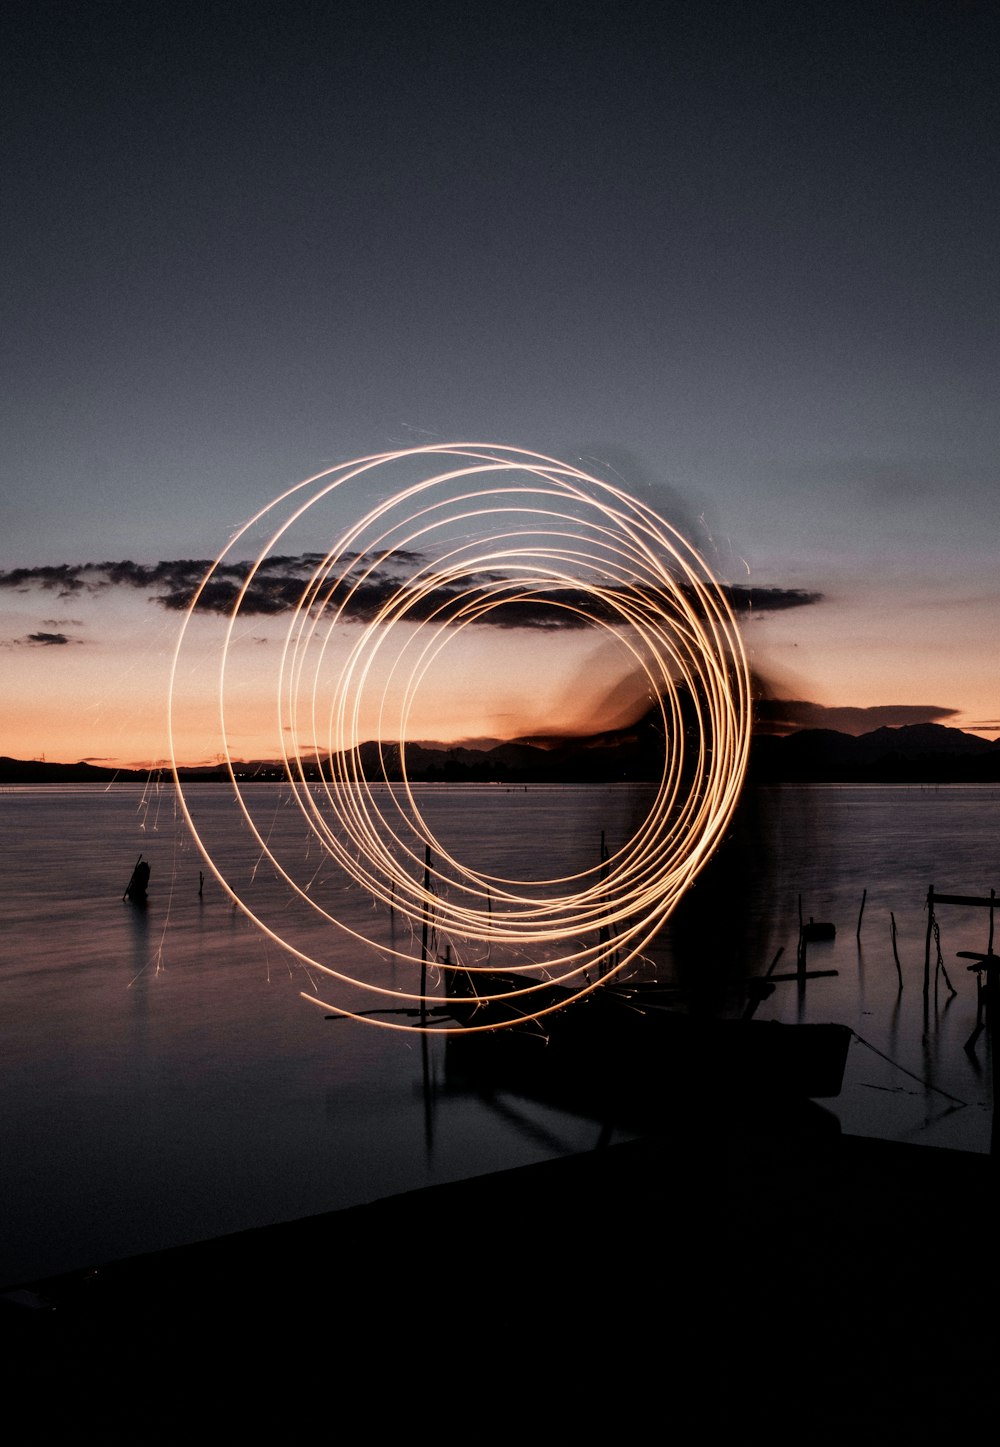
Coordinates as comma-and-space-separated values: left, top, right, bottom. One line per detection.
2, 0, 998, 767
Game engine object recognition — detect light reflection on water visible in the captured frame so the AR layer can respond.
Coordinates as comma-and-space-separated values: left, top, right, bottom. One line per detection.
0, 781, 996, 1284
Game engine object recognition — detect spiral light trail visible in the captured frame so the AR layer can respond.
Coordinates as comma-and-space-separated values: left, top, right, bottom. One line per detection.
168, 444, 751, 1031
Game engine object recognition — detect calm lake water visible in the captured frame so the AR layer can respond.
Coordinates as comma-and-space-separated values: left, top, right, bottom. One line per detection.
1, 781, 997, 1284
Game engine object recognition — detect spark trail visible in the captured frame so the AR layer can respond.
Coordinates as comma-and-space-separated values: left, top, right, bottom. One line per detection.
169, 444, 750, 1031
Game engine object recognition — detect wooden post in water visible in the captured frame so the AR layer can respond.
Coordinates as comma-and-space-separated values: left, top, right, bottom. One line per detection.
989, 889, 995, 955
889, 912, 904, 990
856, 888, 867, 941
923, 885, 935, 1000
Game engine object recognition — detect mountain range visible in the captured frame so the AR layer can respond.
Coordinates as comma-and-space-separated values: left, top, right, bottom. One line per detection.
4, 720, 1000, 784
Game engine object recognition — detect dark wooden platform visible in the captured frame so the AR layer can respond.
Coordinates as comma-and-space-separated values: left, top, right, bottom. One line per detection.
2, 1126, 996, 1440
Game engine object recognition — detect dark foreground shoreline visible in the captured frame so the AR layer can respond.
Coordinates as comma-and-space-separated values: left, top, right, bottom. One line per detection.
3, 1125, 996, 1440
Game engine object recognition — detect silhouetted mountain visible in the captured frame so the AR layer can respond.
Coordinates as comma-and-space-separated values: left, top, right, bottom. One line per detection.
0, 756, 291, 784
856, 723, 993, 757
353, 717, 667, 782
3, 719, 999, 785
749, 722, 1000, 783
0, 756, 142, 783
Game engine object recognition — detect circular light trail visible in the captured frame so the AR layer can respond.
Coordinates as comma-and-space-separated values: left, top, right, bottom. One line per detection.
168, 444, 751, 1031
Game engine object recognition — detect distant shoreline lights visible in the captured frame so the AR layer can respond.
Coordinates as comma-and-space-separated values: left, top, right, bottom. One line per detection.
168, 444, 751, 1030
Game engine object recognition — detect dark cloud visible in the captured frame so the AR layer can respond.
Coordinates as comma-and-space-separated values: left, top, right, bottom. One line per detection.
0, 555, 342, 615
0, 557, 822, 629
25, 631, 76, 646
756, 699, 960, 736
0, 553, 391, 617
41, 617, 84, 627
729, 586, 823, 614
0, 564, 89, 597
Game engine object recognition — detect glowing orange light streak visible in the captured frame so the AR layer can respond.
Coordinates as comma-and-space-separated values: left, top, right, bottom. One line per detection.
168, 444, 750, 1030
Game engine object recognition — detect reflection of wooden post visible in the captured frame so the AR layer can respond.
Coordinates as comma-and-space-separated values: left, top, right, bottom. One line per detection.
422, 940, 445, 1159
420, 843, 432, 1023
988, 956, 1000, 1159
923, 884, 934, 1000
598, 830, 609, 975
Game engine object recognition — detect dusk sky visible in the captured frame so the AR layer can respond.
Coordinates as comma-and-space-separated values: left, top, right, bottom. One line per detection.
3, 1, 998, 766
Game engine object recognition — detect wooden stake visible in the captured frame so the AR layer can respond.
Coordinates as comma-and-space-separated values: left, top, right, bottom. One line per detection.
890, 911, 904, 990
122, 854, 143, 901
856, 888, 867, 941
